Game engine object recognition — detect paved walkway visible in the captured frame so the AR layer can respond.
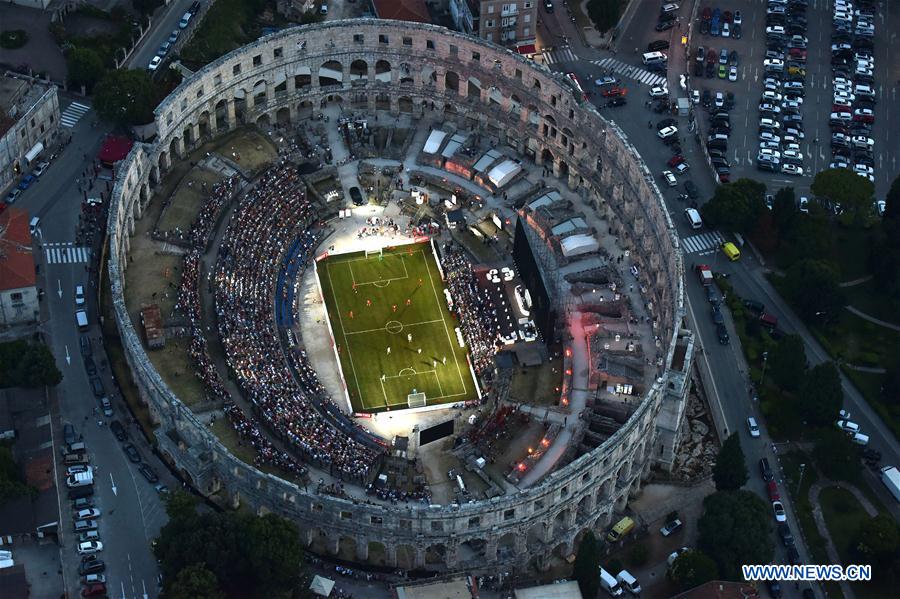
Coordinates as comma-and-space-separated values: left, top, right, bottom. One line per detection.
845, 305, 900, 332
808, 481, 879, 599
839, 275, 873, 288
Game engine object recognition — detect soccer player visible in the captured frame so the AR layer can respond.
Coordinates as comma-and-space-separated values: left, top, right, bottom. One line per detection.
387, 346, 391, 355
442, 356, 447, 365
406, 298, 411, 306
366, 298, 372, 307
407, 333, 412, 342
348, 310, 353, 319
392, 304, 397, 312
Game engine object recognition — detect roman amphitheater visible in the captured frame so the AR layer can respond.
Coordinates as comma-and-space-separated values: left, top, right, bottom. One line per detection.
108, 19, 695, 573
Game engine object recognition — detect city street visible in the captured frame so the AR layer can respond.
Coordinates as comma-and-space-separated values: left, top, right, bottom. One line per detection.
22, 95, 168, 598
127, 0, 197, 71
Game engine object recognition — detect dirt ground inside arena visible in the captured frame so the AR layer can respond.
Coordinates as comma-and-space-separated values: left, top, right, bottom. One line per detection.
508, 361, 564, 407
156, 168, 224, 235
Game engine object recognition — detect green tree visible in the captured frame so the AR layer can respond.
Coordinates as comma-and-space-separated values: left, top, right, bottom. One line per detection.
700, 180, 766, 234
799, 362, 843, 427
778, 210, 834, 266
669, 550, 719, 592
713, 433, 748, 491
94, 68, 157, 126
768, 334, 807, 392
66, 48, 106, 90
811, 168, 875, 225
869, 175, 900, 299
0, 339, 62, 388
0, 443, 36, 504
780, 260, 845, 320
698, 490, 774, 580
587, 0, 623, 33
882, 362, 900, 407
854, 514, 900, 565
771, 186, 797, 234
132, 0, 164, 15
813, 428, 859, 482
169, 563, 223, 599
573, 530, 601, 599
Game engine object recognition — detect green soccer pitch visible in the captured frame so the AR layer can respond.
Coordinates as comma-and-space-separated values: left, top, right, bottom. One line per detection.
315, 243, 480, 413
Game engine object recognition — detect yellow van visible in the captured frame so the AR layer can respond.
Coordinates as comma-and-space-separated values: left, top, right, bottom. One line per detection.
721, 241, 741, 261
607, 516, 635, 542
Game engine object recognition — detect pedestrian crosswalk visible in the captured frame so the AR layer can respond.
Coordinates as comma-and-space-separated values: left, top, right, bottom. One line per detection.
540, 46, 577, 65
60, 102, 90, 128
681, 231, 724, 255
44, 242, 91, 264
591, 58, 668, 87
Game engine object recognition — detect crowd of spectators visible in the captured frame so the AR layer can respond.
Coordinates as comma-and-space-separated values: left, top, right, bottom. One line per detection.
441, 243, 500, 373
214, 161, 382, 481
187, 175, 239, 250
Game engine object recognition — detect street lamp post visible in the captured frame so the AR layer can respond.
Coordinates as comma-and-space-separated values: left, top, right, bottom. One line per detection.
797, 463, 806, 497
759, 351, 769, 386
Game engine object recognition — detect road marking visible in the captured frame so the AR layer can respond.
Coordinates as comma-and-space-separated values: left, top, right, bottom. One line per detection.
60, 102, 90, 128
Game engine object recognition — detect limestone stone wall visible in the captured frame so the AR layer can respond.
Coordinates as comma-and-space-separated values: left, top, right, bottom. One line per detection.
107, 19, 692, 572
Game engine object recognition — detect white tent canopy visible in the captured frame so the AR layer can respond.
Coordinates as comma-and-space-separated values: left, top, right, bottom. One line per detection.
487, 159, 522, 188
441, 133, 467, 158
423, 130, 447, 154
560, 234, 600, 257
24, 142, 44, 164
473, 149, 502, 172
309, 575, 335, 597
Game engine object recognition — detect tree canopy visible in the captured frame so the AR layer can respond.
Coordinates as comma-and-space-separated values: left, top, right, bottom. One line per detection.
700, 179, 767, 234
670, 550, 719, 592
813, 428, 859, 482
66, 48, 106, 91
771, 186, 798, 233
587, 0, 624, 33
94, 68, 158, 126
154, 491, 304, 598
698, 490, 774, 580
869, 175, 900, 299
780, 260, 845, 320
810, 168, 875, 226
0, 339, 62, 388
713, 433, 749, 492
854, 513, 900, 566
0, 443, 36, 504
573, 530, 601, 599
799, 361, 843, 427
768, 334, 807, 392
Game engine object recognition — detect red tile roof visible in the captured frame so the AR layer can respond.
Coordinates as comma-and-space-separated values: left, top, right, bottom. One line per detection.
0, 208, 36, 291
372, 0, 432, 24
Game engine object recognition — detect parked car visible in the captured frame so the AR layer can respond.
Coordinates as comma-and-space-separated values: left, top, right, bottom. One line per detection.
660, 519, 683, 536
138, 463, 159, 483
124, 444, 141, 463
772, 501, 787, 523
77, 541, 104, 555
747, 417, 761, 438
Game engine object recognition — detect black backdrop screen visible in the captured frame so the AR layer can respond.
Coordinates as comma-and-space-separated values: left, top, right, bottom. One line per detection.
419, 420, 454, 446
512, 218, 555, 341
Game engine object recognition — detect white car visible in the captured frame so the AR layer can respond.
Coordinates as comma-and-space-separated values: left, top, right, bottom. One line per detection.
759, 118, 781, 130
75, 284, 85, 306
658, 126, 678, 139
853, 164, 874, 175
649, 85, 668, 98
830, 111, 853, 122
830, 161, 850, 170
876, 200, 886, 216
758, 148, 781, 159
854, 108, 875, 119
83, 574, 107, 585
728, 66, 738, 82
66, 465, 91, 476
759, 141, 781, 151
836, 419, 860, 434
772, 501, 787, 523
761, 91, 783, 103
759, 103, 781, 114
759, 132, 781, 144
662, 170, 677, 187
74, 508, 101, 520
764, 58, 784, 69
668, 547, 690, 567
714, 92, 724, 109
799, 197, 809, 213
148, 56, 162, 72
721, 22, 730, 37
77, 541, 104, 555
691, 89, 700, 104
851, 136, 874, 148
782, 150, 804, 162
834, 91, 856, 103
781, 164, 804, 176
733, 10, 742, 24
766, 26, 785, 36
747, 417, 761, 438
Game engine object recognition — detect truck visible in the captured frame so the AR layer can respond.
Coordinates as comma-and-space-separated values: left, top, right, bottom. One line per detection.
66, 471, 94, 488
695, 264, 714, 286
881, 466, 900, 503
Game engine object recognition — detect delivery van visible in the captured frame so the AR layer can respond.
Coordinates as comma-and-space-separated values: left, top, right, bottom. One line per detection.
721, 241, 741, 261
616, 570, 642, 595
607, 516, 635, 542
76, 310, 89, 330
642, 51, 667, 65
599, 566, 624, 596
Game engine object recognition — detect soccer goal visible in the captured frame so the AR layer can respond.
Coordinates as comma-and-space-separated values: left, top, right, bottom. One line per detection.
407, 391, 427, 409
364, 248, 383, 259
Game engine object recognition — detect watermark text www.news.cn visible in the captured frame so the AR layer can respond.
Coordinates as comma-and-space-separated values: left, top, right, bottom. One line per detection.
742, 564, 872, 582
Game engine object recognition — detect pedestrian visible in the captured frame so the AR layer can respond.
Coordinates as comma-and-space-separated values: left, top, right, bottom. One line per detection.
648, 120, 653, 128
387, 346, 391, 354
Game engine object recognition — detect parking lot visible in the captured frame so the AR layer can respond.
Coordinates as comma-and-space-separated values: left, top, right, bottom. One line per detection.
689, 0, 898, 198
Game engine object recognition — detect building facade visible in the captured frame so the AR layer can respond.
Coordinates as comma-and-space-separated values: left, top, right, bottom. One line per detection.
0, 208, 39, 326
0, 76, 60, 195
107, 20, 692, 572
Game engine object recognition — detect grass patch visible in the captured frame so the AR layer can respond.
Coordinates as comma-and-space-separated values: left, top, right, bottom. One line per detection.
156, 169, 224, 235
209, 418, 258, 466
841, 279, 900, 326
508, 361, 564, 407
841, 367, 899, 440
317, 244, 478, 413
145, 338, 208, 408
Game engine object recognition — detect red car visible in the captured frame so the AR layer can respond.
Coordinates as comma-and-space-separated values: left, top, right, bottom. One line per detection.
702, 7, 711, 21
767, 480, 780, 501
602, 86, 627, 97
853, 110, 875, 123
82, 583, 107, 597
667, 155, 685, 167
723, 10, 733, 23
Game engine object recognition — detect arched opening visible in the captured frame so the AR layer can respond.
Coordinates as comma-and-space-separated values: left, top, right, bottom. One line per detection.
467, 77, 481, 100
276, 106, 290, 125
308, 528, 330, 554
497, 532, 517, 560
319, 60, 343, 87
553, 508, 569, 536
320, 94, 344, 109
541, 148, 554, 166
398, 63, 413, 84
168, 137, 181, 158
337, 536, 357, 560
256, 113, 271, 127
551, 541, 570, 559
559, 161, 570, 180
294, 66, 312, 89
351, 91, 368, 109
488, 86, 503, 106
576, 494, 591, 523
458, 538, 486, 564
509, 93, 522, 115
396, 544, 415, 570
425, 543, 446, 565
233, 89, 247, 122
297, 100, 314, 119
398, 96, 413, 113
198, 111, 210, 138
272, 72, 287, 97
421, 65, 436, 87
368, 541, 387, 566
374, 59, 391, 82
526, 521, 547, 546
182, 125, 193, 147
349, 59, 368, 80
214, 99, 227, 126
445, 71, 459, 93
375, 92, 390, 111
252, 79, 268, 108
157, 150, 169, 173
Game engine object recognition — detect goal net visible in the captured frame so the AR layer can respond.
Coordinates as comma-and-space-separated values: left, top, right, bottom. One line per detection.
407, 392, 427, 409
365, 248, 383, 259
